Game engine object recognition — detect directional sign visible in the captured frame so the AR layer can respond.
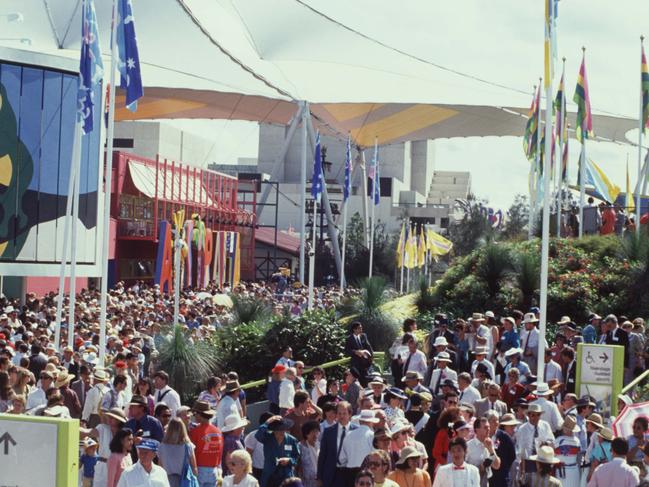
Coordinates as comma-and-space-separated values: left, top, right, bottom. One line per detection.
576, 343, 625, 418
0, 414, 78, 487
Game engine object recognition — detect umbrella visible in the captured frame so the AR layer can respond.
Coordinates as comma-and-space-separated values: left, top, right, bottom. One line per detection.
195, 291, 213, 301
212, 294, 233, 308
612, 400, 649, 438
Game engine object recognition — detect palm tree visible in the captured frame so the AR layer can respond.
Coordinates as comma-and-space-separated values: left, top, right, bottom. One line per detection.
476, 243, 513, 298
353, 276, 398, 351
230, 294, 271, 325
157, 325, 219, 401
515, 251, 540, 309
415, 276, 436, 313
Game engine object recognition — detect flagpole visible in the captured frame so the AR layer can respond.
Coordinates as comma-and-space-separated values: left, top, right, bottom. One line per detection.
98, 0, 119, 363
54, 125, 81, 351
173, 226, 181, 325
556, 58, 566, 237
340, 200, 348, 291
340, 135, 351, 291
68, 129, 82, 340
360, 151, 370, 247
368, 137, 377, 278
400, 218, 407, 294
308, 198, 317, 310
299, 102, 307, 283
537, 0, 555, 383
638, 36, 645, 234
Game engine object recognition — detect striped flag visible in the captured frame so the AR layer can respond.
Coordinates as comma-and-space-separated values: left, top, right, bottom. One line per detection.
427, 229, 453, 256
544, 0, 558, 88
311, 132, 323, 202
554, 71, 566, 140
523, 86, 540, 159
573, 54, 594, 142
343, 135, 352, 202
642, 44, 649, 132
561, 135, 569, 181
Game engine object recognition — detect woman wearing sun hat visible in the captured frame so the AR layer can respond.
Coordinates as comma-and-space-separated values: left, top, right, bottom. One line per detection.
387, 446, 432, 487
554, 415, 582, 486
519, 445, 562, 486
255, 415, 300, 487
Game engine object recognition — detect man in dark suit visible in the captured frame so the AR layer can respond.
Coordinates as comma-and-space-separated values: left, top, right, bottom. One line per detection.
344, 322, 373, 387
604, 314, 629, 368
27, 344, 48, 378
317, 401, 358, 487
71, 364, 92, 410
559, 347, 577, 394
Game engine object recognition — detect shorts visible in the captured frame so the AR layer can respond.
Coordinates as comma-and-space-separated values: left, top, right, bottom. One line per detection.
197, 465, 221, 487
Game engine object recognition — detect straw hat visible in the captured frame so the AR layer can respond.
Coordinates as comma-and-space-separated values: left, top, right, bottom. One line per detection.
585, 413, 604, 429
532, 383, 553, 396
354, 409, 380, 424
433, 336, 449, 347
562, 415, 580, 433
527, 404, 543, 414
221, 414, 249, 433
557, 316, 572, 325
523, 312, 539, 324
192, 400, 215, 417
93, 368, 109, 382
598, 427, 614, 441
103, 407, 127, 424
504, 347, 522, 358
395, 446, 422, 465
499, 413, 521, 426
54, 371, 75, 388
401, 370, 423, 382
529, 445, 561, 464
470, 313, 485, 322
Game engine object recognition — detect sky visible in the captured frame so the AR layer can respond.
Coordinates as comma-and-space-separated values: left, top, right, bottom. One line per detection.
165, 0, 649, 211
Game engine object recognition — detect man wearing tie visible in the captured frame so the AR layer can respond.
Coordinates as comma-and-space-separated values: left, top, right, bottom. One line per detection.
344, 322, 373, 387
604, 314, 630, 382
425, 352, 457, 395
317, 401, 358, 487
519, 313, 541, 368
433, 437, 480, 486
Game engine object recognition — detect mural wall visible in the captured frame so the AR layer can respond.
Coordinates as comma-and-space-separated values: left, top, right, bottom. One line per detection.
0, 61, 102, 274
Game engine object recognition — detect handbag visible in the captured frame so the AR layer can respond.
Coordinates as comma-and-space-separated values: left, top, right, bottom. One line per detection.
180, 443, 199, 487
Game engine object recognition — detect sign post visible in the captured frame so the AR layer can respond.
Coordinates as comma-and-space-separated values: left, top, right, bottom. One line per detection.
576, 343, 625, 419
0, 414, 79, 487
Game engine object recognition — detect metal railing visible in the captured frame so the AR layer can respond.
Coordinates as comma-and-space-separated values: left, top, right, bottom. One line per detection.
240, 352, 386, 391
621, 369, 649, 395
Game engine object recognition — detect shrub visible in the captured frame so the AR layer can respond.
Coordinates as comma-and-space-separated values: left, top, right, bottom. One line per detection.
476, 243, 513, 298
157, 325, 219, 402
230, 295, 271, 325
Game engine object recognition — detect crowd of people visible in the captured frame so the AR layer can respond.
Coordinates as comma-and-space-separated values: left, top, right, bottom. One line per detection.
0, 282, 648, 486
562, 198, 637, 237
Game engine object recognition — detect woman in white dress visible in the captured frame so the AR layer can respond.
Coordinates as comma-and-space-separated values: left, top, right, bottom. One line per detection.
554, 415, 582, 487
222, 450, 259, 487
83, 408, 128, 487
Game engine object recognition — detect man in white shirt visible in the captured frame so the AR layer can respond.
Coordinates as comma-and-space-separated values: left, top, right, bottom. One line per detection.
117, 439, 170, 487
470, 314, 490, 350
339, 409, 379, 472
152, 371, 181, 416
426, 352, 457, 395
519, 313, 545, 368
81, 368, 110, 427
466, 417, 501, 485
457, 372, 481, 407
400, 333, 428, 379
515, 404, 555, 475
531, 383, 563, 432
470, 347, 495, 381
216, 380, 243, 429
26, 369, 55, 411
433, 437, 480, 486
542, 349, 563, 387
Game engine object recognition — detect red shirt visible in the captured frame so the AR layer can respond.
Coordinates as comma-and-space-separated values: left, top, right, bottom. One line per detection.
601, 208, 616, 235
189, 422, 223, 468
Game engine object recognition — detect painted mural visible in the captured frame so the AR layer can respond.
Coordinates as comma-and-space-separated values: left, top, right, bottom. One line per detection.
0, 61, 102, 270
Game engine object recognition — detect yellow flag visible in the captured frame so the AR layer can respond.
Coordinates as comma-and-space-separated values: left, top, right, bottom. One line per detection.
417, 227, 426, 267
395, 222, 405, 268
428, 230, 453, 256
627, 161, 636, 213
405, 227, 417, 269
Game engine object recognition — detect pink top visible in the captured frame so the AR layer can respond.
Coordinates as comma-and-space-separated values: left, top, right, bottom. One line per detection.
106, 452, 132, 487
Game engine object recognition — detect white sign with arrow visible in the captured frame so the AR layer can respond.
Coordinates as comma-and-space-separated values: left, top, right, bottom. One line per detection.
580, 344, 614, 384
0, 417, 58, 486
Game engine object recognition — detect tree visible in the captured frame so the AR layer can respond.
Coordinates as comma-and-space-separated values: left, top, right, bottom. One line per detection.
502, 194, 529, 240
448, 194, 491, 255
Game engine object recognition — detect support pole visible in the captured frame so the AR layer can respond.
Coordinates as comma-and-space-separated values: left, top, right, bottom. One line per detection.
400, 218, 407, 294
360, 151, 370, 247
54, 124, 81, 351
537, 1, 555, 383
579, 143, 586, 237
98, 0, 119, 363
556, 58, 566, 238
340, 200, 348, 291
638, 36, 645, 234
68, 133, 82, 337
173, 233, 181, 325
299, 102, 307, 283
368, 138, 377, 278
308, 199, 317, 309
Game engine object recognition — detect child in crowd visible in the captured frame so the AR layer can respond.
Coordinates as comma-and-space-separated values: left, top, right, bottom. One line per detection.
79, 437, 99, 487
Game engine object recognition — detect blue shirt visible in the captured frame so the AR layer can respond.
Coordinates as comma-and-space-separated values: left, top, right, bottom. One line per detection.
80, 453, 98, 478
255, 423, 301, 487
591, 440, 612, 463
582, 324, 597, 344
125, 415, 164, 442
504, 360, 531, 378
500, 330, 520, 351
266, 379, 281, 405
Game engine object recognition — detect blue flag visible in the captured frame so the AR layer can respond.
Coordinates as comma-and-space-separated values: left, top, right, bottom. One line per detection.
343, 135, 352, 202
311, 132, 323, 202
116, 0, 143, 111
78, 0, 104, 134
372, 143, 380, 205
